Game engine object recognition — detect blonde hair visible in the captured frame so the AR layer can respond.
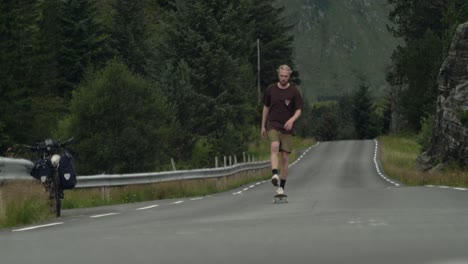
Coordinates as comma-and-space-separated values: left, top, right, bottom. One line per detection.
277, 64, 292, 74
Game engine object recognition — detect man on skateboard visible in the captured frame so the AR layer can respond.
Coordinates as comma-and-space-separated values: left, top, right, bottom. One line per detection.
261, 64, 303, 200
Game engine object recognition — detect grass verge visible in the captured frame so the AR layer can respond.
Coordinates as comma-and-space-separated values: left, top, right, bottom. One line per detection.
379, 134, 468, 187
0, 181, 51, 228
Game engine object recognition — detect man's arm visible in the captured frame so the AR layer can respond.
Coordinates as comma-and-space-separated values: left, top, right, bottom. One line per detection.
261, 105, 269, 139
284, 109, 301, 131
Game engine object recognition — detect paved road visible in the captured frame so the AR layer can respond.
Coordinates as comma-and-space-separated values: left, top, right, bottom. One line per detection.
2, 140, 468, 264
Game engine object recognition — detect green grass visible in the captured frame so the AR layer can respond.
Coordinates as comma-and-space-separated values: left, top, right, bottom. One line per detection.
379, 134, 468, 187
0, 181, 51, 228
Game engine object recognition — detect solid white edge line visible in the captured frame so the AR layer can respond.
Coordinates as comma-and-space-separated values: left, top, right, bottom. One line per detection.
136, 205, 159, 210
12, 222, 64, 232
374, 140, 466, 191
373, 139, 399, 187
90, 213, 119, 218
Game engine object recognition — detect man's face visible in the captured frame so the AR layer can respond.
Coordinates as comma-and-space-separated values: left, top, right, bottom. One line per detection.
278, 70, 290, 85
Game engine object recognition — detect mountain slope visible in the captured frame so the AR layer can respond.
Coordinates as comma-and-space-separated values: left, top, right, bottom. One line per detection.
277, 0, 400, 100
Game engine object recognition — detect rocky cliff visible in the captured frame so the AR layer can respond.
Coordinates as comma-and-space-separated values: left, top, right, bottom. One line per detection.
417, 22, 468, 170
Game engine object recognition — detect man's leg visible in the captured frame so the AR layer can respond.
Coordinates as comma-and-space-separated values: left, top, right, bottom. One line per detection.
267, 129, 281, 187
279, 132, 293, 190
280, 151, 289, 189
270, 141, 280, 186
270, 141, 280, 170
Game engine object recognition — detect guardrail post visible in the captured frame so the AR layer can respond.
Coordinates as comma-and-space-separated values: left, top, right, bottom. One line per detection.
101, 186, 110, 201
0, 190, 4, 218
243, 152, 246, 163
229, 156, 232, 166
171, 158, 176, 171
234, 155, 237, 165
215, 156, 218, 168
224, 156, 227, 167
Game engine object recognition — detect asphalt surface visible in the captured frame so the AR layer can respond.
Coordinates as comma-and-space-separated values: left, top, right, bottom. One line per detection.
2, 140, 468, 264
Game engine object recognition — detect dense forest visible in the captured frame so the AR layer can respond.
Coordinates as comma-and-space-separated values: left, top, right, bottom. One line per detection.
0, 0, 298, 174
1, 0, 467, 174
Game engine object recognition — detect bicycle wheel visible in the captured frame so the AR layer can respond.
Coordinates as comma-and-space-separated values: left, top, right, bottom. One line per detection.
53, 170, 62, 217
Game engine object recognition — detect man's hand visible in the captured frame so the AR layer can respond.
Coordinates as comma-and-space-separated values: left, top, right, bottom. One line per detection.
284, 119, 294, 131
261, 127, 267, 139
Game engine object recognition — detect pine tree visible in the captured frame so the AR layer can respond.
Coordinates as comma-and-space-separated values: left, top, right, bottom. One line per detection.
249, 1, 299, 90
352, 82, 381, 139
57, 0, 111, 98
0, 0, 41, 152
111, 0, 153, 75
156, 0, 257, 162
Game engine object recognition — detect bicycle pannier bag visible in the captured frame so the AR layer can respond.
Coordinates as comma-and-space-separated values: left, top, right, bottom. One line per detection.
58, 151, 77, 189
31, 159, 50, 180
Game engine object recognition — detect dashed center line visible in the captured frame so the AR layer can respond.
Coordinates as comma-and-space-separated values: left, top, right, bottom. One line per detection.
172, 201, 184, 204
90, 213, 119, 218
12, 222, 64, 232
136, 205, 159, 210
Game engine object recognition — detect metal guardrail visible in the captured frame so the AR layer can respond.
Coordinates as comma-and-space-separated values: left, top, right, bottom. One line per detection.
0, 157, 34, 180
0, 156, 270, 188
75, 161, 270, 188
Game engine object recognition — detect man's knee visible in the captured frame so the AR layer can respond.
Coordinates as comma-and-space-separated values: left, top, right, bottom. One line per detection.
271, 142, 280, 153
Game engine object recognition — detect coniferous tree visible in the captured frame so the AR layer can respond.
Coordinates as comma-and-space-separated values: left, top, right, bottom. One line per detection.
156, 0, 257, 163
249, 1, 299, 91
57, 0, 111, 98
352, 82, 381, 139
112, 0, 153, 75
0, 0, 42, 151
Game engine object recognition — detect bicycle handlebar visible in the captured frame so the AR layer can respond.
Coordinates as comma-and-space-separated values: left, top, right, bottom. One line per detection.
24, 137, 74, 152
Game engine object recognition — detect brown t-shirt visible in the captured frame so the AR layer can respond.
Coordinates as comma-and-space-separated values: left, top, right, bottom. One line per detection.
263, 83, 304, 134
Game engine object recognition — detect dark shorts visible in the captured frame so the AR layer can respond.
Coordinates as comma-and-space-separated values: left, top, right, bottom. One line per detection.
267, 129, 293, 153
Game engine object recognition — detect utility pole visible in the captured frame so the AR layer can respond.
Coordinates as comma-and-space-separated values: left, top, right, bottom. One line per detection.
257, 39, 261, 105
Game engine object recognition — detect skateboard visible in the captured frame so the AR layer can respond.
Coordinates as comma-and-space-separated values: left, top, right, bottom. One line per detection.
273, 193, 288, 204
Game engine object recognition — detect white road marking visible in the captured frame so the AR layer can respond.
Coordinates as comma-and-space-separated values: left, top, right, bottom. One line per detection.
90, 213, 119, 218
136, 205, 159, 210
190, 197, 203, 201
373, 139, 400, 187
172, 201, 184, 204
375, 140, 467, 192
290, 142, 319, 168
12, 222, 64, 232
